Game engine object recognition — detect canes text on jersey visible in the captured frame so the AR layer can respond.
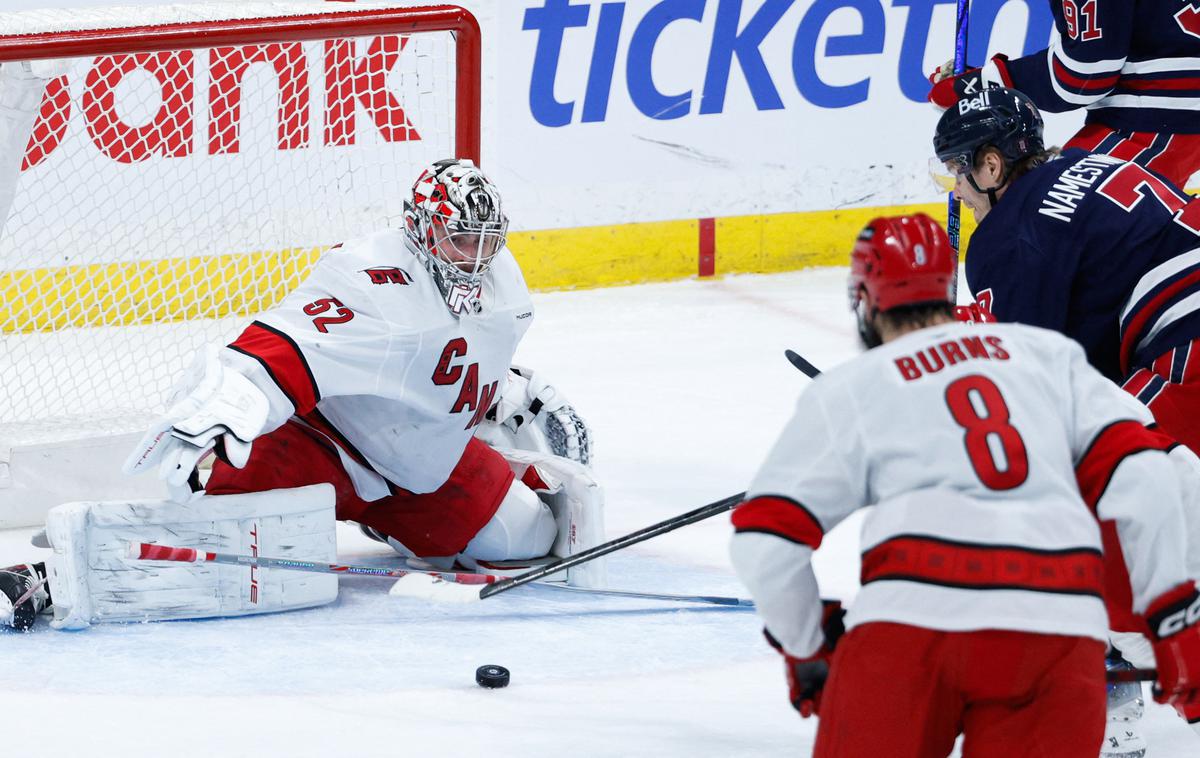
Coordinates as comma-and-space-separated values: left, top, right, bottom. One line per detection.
431, 338, 499, 429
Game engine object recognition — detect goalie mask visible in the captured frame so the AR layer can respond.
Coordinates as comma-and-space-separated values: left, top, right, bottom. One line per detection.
404, 158, 509, 311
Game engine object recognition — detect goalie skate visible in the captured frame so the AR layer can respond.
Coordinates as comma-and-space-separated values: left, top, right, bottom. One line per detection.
1100, 722, 1146, 758
0, 562, 50, 631
1102, 653, 1147, 758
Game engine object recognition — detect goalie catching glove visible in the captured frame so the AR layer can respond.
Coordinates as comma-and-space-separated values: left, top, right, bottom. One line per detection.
481, 366, 592, 465
123, 346, 270, 500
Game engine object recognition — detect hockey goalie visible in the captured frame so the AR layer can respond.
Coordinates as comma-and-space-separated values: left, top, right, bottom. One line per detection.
1, 158, 603, 631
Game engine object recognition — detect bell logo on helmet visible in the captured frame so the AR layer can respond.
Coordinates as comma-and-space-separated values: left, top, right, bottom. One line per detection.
957, 91, 992, 115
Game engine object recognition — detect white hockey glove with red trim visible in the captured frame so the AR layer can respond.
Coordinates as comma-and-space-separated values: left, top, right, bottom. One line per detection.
483, 366, 592, 465
123, 346, 269, 499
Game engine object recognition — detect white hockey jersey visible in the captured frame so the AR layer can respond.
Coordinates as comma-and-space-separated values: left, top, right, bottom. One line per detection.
218, 229, 533, 499
730, 322, 1192, 659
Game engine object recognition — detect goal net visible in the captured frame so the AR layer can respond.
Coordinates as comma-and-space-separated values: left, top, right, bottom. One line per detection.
0, 2, 481, 526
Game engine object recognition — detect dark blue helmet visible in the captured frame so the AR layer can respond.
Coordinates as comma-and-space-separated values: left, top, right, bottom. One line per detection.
933, 87, 1045, 175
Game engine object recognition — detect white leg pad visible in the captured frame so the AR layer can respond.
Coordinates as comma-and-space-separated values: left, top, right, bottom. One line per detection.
463, 480, 557, 562
45, 484, 337, 630
491, 447, 606, 588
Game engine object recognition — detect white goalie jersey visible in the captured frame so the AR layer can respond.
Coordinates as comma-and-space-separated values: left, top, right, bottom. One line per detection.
731, 322, 1195, 659
217, 229, 534, 499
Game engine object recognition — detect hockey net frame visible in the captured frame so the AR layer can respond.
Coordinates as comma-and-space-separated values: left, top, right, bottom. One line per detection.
0, 3, 482, 528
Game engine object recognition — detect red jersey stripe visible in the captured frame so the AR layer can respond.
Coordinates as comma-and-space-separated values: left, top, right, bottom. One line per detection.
228, 321, 320, 414
861, 535, 1105, 596
732, 496, 824, 549
1076, 420, 1175, 510
1052, 56, 1120, 92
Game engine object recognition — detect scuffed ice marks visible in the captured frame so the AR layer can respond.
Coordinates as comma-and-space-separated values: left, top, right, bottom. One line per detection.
3, 554, 759, 696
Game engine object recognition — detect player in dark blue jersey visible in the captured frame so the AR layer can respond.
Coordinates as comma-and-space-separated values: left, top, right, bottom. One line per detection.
933, 87, 1200, 455
932, 87, 1200, 754
928, 1, 1200, 188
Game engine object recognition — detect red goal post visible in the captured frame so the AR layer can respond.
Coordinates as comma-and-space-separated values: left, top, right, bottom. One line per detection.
0, 5, 481, 159
0, 2, 483, 528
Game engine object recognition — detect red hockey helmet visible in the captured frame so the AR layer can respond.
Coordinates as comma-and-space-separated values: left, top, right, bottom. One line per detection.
848, 213, 955, 315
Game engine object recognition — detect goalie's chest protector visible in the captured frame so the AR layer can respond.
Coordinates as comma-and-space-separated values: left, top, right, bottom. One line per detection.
259, 231, 534, 495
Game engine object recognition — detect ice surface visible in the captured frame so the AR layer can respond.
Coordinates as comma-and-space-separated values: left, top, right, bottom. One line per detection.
2, 269, 1197, 757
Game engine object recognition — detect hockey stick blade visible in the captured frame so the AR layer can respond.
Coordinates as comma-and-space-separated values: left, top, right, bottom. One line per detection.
784, 349, 822, 378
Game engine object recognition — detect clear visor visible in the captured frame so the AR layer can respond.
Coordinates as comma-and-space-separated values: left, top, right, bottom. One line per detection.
429, 213, 508, 278
928, 155, 971, 194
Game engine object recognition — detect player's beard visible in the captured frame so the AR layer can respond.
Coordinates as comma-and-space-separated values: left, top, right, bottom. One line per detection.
856, 304, 883, 350
857, 313, 883, 350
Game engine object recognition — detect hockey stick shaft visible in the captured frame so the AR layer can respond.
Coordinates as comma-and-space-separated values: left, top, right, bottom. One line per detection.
946, 0, 970, 299
541, 583, 753, 607
1106, 667, 1157, 683
11, 573, 48, 611
131, 542, 753, 607
130, 542, 499, 584
479, 491, 746, 599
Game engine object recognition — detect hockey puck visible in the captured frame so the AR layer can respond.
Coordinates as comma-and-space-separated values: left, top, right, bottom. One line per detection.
475, 665, 510, 689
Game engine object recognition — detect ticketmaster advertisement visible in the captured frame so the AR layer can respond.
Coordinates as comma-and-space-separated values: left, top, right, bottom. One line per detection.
0, 1, 1106, 285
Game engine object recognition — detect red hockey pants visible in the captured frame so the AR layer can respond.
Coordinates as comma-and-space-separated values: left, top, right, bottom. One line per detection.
813, 622, 1106, 758
207, 420, 514, 557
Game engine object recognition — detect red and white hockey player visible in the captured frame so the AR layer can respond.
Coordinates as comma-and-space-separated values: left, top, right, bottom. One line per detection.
2, 158, 603, 631
729, 214, 1200, 757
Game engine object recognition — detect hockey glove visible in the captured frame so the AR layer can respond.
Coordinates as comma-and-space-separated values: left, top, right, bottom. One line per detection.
1143, 581, 1200, 715
927, 55, 1013, 110
769, 600, 846, 718
485, 366, 592, 465
123, 346, 269, 499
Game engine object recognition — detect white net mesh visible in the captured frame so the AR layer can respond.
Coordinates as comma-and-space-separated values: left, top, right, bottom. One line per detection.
0, 4, 468, 432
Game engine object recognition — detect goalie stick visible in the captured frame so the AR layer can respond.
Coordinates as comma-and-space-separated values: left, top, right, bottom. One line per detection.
130, 541, 495, 583
128, 542, 754, 607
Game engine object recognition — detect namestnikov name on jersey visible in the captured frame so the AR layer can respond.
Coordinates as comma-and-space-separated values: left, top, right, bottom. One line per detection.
965, 148, 1200, 382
